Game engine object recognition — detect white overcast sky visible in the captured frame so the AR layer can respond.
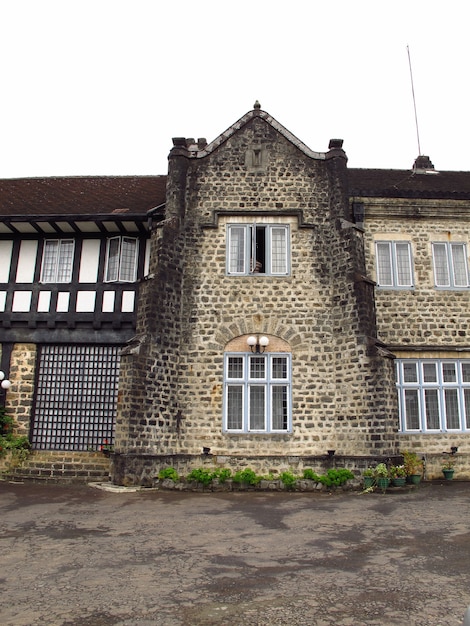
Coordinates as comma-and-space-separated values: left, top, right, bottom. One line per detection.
1, 1, 469, 178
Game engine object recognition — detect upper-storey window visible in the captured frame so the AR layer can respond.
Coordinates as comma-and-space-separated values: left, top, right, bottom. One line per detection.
227, 224, 290, 276
40, 239, 74, 283
375, 241, 413, 288
432, 242, 469, 288
105, 236, 138, 282
223, 352, 291, 433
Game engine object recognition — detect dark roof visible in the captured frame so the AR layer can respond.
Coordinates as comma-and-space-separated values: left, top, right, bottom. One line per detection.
0, 176, 167, 218
349, 168, 470, 200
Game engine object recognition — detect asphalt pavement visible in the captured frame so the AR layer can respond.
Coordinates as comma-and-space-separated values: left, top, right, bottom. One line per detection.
1, 480, 469, 626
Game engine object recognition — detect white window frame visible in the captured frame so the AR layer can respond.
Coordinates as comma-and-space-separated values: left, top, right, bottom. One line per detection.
375, 241, 413, 288
432, 242, 469, 288
396, 359, 470, 433
223, 352, 291, 433
40, 239, 75, 283
104, 236, 138, 283
226, 224, 290, 276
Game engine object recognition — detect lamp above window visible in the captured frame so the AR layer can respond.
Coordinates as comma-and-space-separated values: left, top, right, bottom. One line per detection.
247, 335, 269, 353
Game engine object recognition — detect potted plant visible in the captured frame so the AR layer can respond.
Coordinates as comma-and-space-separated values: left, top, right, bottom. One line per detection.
389, 464, 407, 487
442, 457, 455, 480
363, 467, 375, 489
374, 463, 390, 490
402, 450, 423, 484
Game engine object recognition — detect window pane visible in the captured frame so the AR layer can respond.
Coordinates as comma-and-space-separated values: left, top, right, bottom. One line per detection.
271, 227, 287, 274
41, 240, 59, 282
404, 389, 420, 430
120, 238, 137, 281
376, 243, 392, 286
272, 385, 288, 430
227, 357, 243, 379
451, 244, 468, 287
272, 357, 287, 379
403, 362, 418, 383
444, 389, 460, 429
249, 386, 265, 430
464, 389, 470, 428
423, 363, 437, 383
442, 363, 457, 383
396, 243, 412, 286
424, 389, 440, 429
433, 243, 450, 286
106, 238, 120, 281
57, 240, 74, 283
228, 226, 245, 273
227, 385, 243, 429
250, 357, 265, 379
462, 362, 470, 383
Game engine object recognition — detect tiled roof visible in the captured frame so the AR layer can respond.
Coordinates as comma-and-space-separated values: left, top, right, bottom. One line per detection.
349, 168, 470, 199
0, 176, 167, 217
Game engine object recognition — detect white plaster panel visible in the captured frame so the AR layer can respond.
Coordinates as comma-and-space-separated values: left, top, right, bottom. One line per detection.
102, 291, 115, 312
57, 292, 70, 312
16, 240, 38, 283
78, 240, 101, 283
12, 291, 32, 312
37, 291, 52, 312
122, 291, 135, 312
0, 291, 6, 312
76, 291, 96, 312
0, 241, 13, 283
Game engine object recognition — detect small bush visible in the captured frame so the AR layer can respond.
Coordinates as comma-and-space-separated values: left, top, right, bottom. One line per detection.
186, 467, 214, 486
158, 467, 179, 482
212, 468, 232, 483
303, 468, 321, 481
232, 468, 260, 486
280, 471, 297, 490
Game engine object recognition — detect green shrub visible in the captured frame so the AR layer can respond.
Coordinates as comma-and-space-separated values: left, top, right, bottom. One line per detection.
318, 468, 355, 487
0, 406, 31, 460
232, 468, 260, 486
303, 468, 321, 481
186, 467, 214, 486
212, 468, 232, 483
280, 471, 297, 490
158, 467, 179, 482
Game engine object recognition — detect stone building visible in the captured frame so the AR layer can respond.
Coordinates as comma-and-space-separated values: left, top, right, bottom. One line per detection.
1, 104, 470, 483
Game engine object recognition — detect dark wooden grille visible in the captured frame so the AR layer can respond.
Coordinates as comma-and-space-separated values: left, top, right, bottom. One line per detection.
31, 345, 120, 451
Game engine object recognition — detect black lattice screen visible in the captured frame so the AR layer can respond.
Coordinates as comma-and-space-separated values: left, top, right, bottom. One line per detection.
32, 345, 120, 451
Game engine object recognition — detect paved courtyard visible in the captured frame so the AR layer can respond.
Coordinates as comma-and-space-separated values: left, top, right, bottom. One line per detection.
1, 480, 469, 626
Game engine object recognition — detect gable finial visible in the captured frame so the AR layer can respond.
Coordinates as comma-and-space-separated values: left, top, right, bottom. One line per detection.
253, 100, 261, 110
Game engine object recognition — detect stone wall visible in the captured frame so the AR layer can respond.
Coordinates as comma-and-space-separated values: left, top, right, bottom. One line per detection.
114, 112, 398, 484
2, 343, 36, 436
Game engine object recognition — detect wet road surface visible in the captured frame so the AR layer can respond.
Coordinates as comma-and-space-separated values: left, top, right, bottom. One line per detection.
1, 480, 469, 625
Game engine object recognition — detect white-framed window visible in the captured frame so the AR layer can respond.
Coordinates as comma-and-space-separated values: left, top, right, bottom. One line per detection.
224, 353, 291, 433
40, 239, 75, 283
375, 241, 413, 287
105, 236, 138, 282
396, 359, 470, 433
227, 224, 289, 275
432, 242, 469, 288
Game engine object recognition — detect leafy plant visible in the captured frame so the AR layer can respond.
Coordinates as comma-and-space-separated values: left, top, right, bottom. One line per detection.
232, 468, 261, 486
158, 467, 180, 482
0, 406, 31, 460
402, 450, 423, 476
303, 468, 321, 481
442, 457, 455, 470
363, 468, 375, 478
186, 467, 214, 486
389, 464, 406, 478
374, 463, 389, 478
318, 468, 355, 487
212, 468, 232, 483
280, 471, 297, 490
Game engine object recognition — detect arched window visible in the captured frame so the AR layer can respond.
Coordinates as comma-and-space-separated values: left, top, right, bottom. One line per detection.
223, 335, 291, 433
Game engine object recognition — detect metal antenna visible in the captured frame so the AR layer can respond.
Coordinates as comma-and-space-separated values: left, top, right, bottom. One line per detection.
407, 45, 422, 156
